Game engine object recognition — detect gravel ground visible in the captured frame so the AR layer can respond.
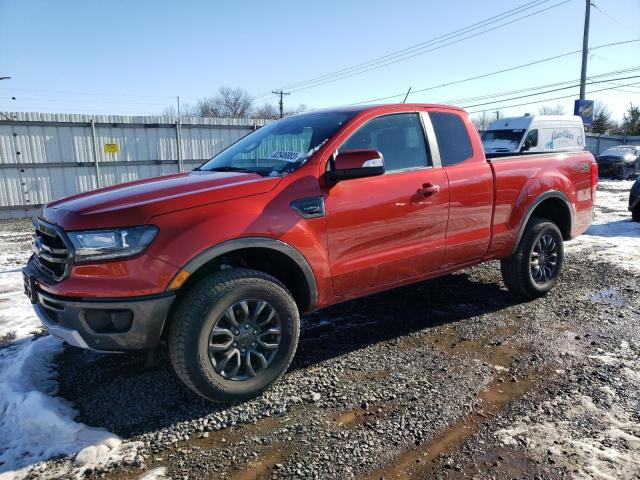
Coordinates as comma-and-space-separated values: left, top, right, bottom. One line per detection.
6, 182, 640, 479
51, 252, 640, 479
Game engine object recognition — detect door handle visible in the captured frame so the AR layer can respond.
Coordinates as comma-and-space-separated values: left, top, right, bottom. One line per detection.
416, 183, 440, 196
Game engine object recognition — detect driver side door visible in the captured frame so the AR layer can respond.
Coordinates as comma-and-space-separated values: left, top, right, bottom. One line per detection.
323, 112, 449, 296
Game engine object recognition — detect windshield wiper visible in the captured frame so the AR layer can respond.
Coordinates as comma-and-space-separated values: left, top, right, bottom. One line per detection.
206, 166, 257, 173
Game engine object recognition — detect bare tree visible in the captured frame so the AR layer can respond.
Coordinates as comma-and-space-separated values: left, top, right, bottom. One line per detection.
538, 104, 565, 115
254, 103, 279, 119
286, 104, 308, 116
161, 103, 196, 118
254, 103, 309, 119
471, 111, 491, 132
196, 87, 254, 118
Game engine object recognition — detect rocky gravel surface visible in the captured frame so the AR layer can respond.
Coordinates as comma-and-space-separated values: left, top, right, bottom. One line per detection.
43, 248, 639, 479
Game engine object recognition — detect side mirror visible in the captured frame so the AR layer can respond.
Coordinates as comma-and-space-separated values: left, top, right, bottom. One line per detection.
325, 149, 385, 183
520, 139, 532, 152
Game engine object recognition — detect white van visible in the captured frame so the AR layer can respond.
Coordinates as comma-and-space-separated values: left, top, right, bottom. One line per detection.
482, 115, 585, 154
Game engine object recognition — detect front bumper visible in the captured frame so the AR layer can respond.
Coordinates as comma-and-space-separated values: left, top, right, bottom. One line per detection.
24, 260, 175, 351
597, 162, 630, 178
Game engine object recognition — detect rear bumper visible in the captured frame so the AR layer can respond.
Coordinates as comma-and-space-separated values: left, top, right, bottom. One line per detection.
24, 260, 175, 351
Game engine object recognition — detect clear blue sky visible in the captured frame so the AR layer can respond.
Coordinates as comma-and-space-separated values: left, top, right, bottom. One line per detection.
1, 0, 638, 120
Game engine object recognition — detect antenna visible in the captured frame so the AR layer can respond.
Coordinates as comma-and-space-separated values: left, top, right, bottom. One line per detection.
402, 86, 412, 103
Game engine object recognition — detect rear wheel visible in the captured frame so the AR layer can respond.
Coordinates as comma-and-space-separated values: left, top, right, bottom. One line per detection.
501, 218, 564, 299
168, 268, 300, 403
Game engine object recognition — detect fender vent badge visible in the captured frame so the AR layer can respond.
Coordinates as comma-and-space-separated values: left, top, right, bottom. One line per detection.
291, 197, 325, 219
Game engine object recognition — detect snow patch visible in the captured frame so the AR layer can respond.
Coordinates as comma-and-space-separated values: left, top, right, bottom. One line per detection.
0, 225, 142, 479
139, 467, 167, 480
0, 336, 142, 479
496, 342, 640, 479
567, 180, 640, 272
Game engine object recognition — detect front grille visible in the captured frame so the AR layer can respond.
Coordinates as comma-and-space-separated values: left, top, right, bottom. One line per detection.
33, 219, 72, 281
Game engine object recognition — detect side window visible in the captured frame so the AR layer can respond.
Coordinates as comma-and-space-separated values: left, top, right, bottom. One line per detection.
339, 113, 431, 171
429, 112, 473, 167
526, 129, 539, 147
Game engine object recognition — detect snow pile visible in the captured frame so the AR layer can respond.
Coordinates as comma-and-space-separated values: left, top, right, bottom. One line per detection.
0, 231, 41, 343
0, 227, 142, 479
0, 335, 143, 479
568, 180, 640, 272
495, 341, 640, 480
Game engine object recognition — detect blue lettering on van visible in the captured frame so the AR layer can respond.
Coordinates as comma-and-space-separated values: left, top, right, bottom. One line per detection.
545, 129, 575, 149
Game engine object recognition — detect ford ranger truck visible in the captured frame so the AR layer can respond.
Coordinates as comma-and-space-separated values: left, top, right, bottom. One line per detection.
23, 104, 597, 403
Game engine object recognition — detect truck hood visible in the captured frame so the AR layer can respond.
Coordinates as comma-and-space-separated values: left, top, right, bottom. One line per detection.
42, 171, 281, 230
483, 139, 519, 153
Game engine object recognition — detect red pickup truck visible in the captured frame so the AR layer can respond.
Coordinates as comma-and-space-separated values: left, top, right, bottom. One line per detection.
23, 104, 597, 403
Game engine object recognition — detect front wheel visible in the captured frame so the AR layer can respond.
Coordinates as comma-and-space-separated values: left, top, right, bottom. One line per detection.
501, 218, 564, 299
168, 268, 300, 403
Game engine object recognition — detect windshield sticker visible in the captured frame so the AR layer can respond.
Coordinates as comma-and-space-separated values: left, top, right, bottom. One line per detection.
271, 150, 301, 162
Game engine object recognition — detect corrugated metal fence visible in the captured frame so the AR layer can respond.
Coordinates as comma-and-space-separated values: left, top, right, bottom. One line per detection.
0, 112, 270, 218
2, 111, 640, 218
585, 134, 640, 155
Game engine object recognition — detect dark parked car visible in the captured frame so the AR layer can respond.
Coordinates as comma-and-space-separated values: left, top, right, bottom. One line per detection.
596, 146, 640, 180
630, 177, 640, 222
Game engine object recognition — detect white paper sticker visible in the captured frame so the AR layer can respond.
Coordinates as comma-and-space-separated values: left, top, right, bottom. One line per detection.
271, 150, 301, 162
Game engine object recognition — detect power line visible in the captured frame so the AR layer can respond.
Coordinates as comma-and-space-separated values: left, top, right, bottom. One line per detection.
591, 2, 638, 33
337, 39, 640, 107
0, 96, 172, 106
442, 66, 640, 105
466, 80, 640, 114
253, 0, 554, 98
285, 1, 572, 96
460, 74, 640, 109
0, 87, 190, 100
252, 0, 571, 100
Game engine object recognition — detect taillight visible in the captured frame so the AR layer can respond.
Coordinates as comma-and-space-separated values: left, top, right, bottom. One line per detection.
591, 162, 598, 200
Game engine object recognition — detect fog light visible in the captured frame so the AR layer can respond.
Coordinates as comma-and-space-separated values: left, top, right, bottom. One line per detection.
85, 309, 133, 333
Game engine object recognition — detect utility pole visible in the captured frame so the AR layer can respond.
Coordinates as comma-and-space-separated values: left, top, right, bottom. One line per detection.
0, 76, 12, 121
272, 90, 290, 118
579, 0, 591, 99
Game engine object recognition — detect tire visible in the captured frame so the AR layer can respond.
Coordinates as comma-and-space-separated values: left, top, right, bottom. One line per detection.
624, 166, 633, 180
168, 268, 300, 403
500, 218, 564, 299
632, 207, 640, 223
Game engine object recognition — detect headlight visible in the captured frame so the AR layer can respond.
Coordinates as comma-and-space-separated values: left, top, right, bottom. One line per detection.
68, 226, 158, 262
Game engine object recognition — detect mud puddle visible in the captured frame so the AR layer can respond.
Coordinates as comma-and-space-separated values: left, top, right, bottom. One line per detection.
228, 443, 291, 480
366, 323, 541, 479
590, 287, 628, 306
368, 369, 538, 479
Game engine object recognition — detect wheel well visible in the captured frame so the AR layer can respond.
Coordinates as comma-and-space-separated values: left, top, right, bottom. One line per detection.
175, 247, 313, 313
529, 197, 572, 239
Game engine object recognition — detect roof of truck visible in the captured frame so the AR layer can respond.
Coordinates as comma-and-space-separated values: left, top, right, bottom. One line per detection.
296, 103, 466, 116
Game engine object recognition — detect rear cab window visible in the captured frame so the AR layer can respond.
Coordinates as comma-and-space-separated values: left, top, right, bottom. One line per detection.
429, 111, 473, 166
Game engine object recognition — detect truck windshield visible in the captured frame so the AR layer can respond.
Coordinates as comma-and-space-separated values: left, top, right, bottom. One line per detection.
482, 129, 525, 149
198, 111, 357, 176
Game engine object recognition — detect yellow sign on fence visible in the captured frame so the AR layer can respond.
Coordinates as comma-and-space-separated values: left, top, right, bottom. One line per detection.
104, 143, 119, 154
